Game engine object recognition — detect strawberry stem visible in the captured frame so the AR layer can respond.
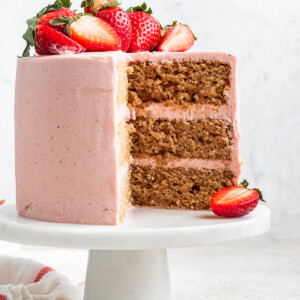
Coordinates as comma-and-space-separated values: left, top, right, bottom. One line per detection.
126, 2, 153, 14
239, 179, 266, 202
239, 179, 249, 188
253, 188, 266, 202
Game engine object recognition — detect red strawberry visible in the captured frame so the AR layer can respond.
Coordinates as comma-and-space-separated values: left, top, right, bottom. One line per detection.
128, 11, 161, 52
0, 200, 5, 206
0, 294, 7, 300
21, 0, 76, 57
82, 0, 114, 14
36, 25, 85, 55
69, 15, 121, 51
95, 6, 132, 52
210, 180, 265, 218
157, 23, 195, 52
37, 8, 77, 33
34, 267, 54, 283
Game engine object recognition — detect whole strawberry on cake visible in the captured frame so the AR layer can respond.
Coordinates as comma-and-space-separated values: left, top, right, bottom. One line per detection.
15, 0, 262, 225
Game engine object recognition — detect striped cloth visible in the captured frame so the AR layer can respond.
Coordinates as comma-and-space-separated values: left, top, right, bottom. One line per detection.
0, 256, 83, 300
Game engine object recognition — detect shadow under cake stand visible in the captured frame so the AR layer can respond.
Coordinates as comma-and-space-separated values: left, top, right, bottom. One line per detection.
0, 205, 271, 300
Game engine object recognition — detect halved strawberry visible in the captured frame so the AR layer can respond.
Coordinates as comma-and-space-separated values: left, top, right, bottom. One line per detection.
37, 8, 77, 33
126, 3, 161, 52
82, 0, 114, 13
36, 25, 85, 55
94, 6, 132, 52
0, 200, 5, 206
157, 23, 195, 52
210, 180, 265, 218
69, 15, 121, 51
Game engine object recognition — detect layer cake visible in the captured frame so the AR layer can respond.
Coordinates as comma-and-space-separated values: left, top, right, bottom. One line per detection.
15, 51, 240, 225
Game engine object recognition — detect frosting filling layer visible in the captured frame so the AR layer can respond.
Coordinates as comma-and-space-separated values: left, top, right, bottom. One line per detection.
130, 103, 233, 121
132, 157, 226, 171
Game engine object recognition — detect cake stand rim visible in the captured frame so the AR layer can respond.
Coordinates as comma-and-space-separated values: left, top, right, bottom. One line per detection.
0, 204, 271, 250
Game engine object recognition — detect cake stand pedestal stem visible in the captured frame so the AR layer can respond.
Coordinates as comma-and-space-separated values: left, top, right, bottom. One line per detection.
83, 249, 172, 300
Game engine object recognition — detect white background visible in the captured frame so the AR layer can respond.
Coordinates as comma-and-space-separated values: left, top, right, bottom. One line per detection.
0, 1, 299, 299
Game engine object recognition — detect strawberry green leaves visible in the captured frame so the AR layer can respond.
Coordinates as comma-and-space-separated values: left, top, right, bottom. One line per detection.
50, 14, 82, 35
81, 0, 95, 8
253, 188, 266, 202
126, 2, 152, 14
240, 179, 266, 202
49, 15, 71, 27
239, 179, 250, 188
60, 0, 72, 9
21, 0, 73, 57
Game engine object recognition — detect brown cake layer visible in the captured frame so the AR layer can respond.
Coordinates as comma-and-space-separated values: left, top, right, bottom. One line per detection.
129, 117, 233, 160
127, 59, 231, 107
130, 165, 235, 209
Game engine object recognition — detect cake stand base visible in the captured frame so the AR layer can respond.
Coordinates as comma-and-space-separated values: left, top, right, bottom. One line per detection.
84, 249, 171, 300
0, 205, 271, 300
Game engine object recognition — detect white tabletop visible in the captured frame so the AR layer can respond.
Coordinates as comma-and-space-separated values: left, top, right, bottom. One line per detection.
0, 205, 270, 250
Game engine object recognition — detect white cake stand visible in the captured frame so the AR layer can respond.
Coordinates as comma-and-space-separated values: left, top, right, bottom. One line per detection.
0, 205, 270, 300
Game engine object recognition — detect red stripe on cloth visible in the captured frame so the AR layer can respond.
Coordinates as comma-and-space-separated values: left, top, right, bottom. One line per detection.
34, 266, 54, 283
0, 294, 7, 300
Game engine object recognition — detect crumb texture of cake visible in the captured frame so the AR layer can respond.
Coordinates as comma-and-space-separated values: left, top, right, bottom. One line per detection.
129, 117, 233, 160
128, 59, 231, 107
130, 166, 235, 210
127, 52, 239, 211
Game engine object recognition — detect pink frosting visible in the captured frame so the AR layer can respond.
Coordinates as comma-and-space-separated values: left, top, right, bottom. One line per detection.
15, 52, 126, 225
132, 158, 226, 170
130, 104, 232, 121
15, 51, 240, 225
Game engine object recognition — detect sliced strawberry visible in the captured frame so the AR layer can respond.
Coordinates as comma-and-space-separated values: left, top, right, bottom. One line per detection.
37, 8, 77, 33
82, 0, 114, 13
0, 200, 5, 206
157, 23, 195, 52
128, 11, 161, 52
210, 180, 265, 218
36, 25, 85, 55
95, 6, 132, 52
69, 15, 121, 51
